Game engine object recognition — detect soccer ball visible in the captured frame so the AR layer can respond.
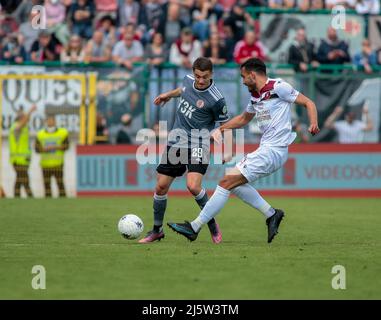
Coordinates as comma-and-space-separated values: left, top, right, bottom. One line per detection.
117, 214, 144, 239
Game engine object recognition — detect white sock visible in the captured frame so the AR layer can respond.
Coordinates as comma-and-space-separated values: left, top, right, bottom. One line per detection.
231, 183, 275, 218
191, 185, 230, 232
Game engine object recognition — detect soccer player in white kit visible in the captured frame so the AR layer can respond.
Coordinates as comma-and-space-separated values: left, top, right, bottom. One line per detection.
168, 58, 320, 243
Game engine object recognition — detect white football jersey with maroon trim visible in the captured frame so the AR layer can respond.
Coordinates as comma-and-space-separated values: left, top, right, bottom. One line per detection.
246, 78, 299, 147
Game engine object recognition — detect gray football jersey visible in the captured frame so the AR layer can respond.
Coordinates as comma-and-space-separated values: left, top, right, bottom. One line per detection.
168, 74, 229, 149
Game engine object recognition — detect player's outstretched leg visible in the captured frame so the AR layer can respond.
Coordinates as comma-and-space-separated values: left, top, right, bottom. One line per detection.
266, 209, 285, 243
167, 221, 199, 242
193, 187, 222, 244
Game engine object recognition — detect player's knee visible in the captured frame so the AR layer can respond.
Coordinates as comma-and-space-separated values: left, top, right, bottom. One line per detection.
155, 183, 169, 195
186, 181, 201, 195
218, 177, 232, 190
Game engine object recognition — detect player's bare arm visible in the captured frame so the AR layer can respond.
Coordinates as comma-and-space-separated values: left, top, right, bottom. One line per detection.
294, 93, 320, 135
324, 106, 344, 129
15, 105, 37, 131
362, 105, 373, 131
153, 87, 182, 106
212, 112, 255, 144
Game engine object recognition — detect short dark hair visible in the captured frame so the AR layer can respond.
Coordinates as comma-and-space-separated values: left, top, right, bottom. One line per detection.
99, 15, 115, 26
192, 57, 213, 72
240, 58, 266, 75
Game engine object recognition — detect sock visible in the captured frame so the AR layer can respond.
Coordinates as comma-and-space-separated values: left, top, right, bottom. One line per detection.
191, 185, 230, 232
194, 189, 216, 227
153, 193, 167, 232
231, 183, 275, 218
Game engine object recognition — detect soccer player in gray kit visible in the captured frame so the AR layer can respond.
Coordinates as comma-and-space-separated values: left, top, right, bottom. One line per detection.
139, 57, 231, 244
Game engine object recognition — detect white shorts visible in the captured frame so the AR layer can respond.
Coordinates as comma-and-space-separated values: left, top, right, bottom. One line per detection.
236, 145, 289, 183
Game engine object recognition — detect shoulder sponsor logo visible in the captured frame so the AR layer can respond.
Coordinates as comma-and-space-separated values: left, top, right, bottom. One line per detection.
182, 87, 186, 92
222, 105, 227, 114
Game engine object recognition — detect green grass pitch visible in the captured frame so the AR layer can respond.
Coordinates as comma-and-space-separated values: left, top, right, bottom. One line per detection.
0, 197, 380, 299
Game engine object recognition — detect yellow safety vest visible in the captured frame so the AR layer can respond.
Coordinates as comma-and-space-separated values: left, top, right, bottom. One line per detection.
37, 128, 69, 168
9, 122, 31, 166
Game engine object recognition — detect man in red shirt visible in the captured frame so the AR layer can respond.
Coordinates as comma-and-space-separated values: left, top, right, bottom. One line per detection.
234, 30, 267, 64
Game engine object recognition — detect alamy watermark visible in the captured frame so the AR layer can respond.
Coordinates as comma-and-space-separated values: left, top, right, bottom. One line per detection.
331, 5, 346, 30
31, 5, 46, 30
135, 121, 245, 169
331, 265, 346, 290
31, 265, 46, 290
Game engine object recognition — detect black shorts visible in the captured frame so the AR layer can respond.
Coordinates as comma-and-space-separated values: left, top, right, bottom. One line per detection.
156, 146, 209, 177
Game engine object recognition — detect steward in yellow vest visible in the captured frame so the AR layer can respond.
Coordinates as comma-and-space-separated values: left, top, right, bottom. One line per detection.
9, 105, 36, 197
35, 116, 69, 197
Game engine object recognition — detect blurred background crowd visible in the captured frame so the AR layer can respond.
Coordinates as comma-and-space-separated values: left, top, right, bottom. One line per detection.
0, 0, 380, 68
0, 0, 380, 146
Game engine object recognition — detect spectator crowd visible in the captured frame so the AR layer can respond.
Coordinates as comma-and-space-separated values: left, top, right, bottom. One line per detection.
0, 0, 380, 70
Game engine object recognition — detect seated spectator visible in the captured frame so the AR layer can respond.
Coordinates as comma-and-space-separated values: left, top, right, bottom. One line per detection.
269, 0, 284, 8
203, 32, 228, 65
288, 28, 319, 72
325, 0, 356, 9
12, 0, 41, 24
169, 27, 202, 68
115, 113, 133, 144
97, 15, 117, 48
118, 0, 140, 26
95, 0, 117, 15
355, 0, 380, 14
0, 11, 18, 40
269, 0, 296, 8
95, 112, 109, 144
218, 0, 240, 12
285, 0, 296, 8
138, 0, 165, 36
324, 105, 373, 143
222, 22, 237, 62
69, 0, 95, 39
191, 0, 224, 42
224, 3, 256, 43
19, 8, 41, 54
233, 30, 267, 64
297, 0, 310, 11
145, 32, 168, 67
317, 27, 351, 65
45, 0, 70, 45
118, 22, 141, 41
62, 0, 73, 12
30, 30, 61, 62
1, 33, 27, 63
310, 0, 325, 9
60, 34, 85, 63
353, 39, 377, 73
112, 31, 144, 70
84, 30, 111, 62
159, 2, 184, 47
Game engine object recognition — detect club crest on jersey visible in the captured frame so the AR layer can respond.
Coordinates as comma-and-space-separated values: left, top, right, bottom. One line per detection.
196, 100, 205, 108
263, 91, 271, 100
